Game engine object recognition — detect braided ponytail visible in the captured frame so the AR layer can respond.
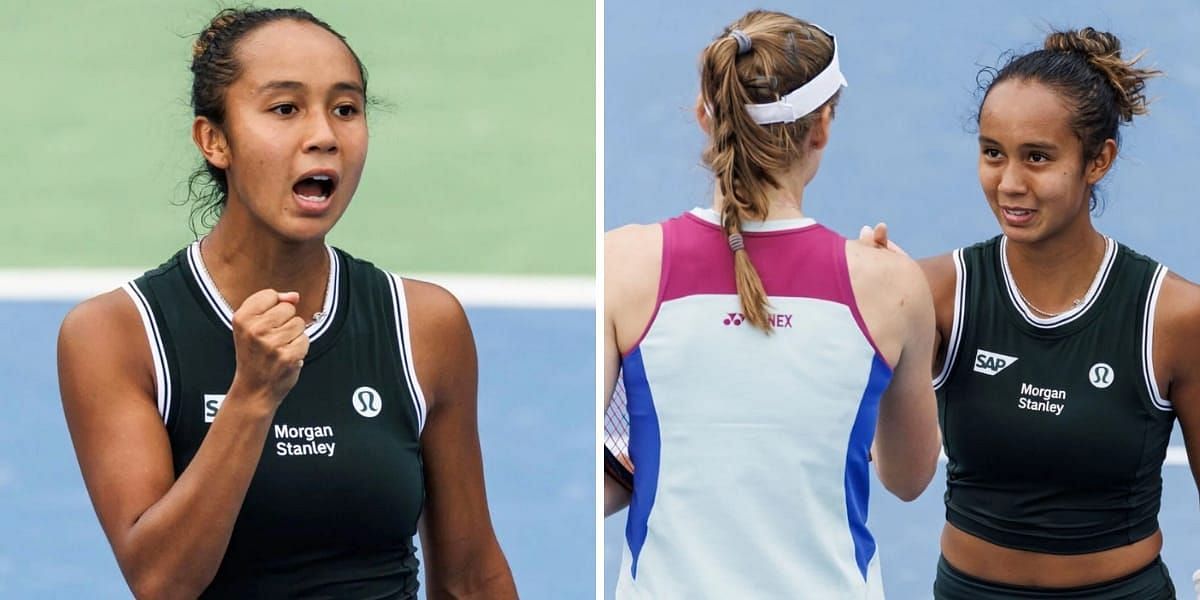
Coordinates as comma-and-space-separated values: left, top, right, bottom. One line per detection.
699, 11, 838, 332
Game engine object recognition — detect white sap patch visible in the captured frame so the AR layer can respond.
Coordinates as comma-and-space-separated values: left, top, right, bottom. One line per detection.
973, 349, 1018, 376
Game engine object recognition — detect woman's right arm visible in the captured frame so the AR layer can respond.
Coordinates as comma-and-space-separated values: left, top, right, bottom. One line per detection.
59, 288, 306, 599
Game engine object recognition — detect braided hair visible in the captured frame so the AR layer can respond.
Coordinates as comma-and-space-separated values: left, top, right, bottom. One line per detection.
699, 10, 839, 333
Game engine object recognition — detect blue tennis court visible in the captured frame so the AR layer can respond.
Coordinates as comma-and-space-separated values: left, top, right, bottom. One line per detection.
0, 301, 593, 599
604, 0, 1200, 597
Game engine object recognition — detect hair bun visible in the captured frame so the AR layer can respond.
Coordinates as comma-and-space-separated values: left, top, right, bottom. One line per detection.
1044, 27, 1159, 121
1044, 27, 1121, 58
192, 9, 241, 60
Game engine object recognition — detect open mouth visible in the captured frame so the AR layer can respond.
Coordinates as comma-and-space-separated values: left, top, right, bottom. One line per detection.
293, 174, 337, 202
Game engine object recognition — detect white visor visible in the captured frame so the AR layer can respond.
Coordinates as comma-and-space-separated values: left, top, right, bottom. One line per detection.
744, 26, 847, 125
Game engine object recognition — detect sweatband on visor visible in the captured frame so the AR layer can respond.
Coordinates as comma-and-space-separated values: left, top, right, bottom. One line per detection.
744, 26, 847, 125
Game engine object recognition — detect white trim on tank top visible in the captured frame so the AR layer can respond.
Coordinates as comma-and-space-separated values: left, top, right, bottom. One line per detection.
688, 207, 817, 232
1000, 235, 1116, 328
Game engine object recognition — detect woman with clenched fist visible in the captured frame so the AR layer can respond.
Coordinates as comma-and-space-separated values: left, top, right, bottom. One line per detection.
56, 8, 515, 599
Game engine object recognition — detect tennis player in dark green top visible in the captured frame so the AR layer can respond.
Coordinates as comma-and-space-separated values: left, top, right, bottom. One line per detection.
870, 27, 1200, 599
57, 8, 516, 599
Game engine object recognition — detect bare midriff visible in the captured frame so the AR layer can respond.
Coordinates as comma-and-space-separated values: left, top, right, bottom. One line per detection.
941, 523, 1162, 588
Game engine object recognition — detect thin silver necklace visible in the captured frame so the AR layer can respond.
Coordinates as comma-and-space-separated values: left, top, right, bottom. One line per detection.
1007, 240, 1105, 318
1014, 287, 1083, 317
199, 239, 331, 327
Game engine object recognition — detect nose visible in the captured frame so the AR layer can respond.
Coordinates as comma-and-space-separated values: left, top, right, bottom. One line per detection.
304, 112, 338, 154
996, 162, 1026, 196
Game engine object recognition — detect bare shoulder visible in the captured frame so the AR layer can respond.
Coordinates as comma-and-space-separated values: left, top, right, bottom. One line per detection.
917, 252, 956, 296
60, 289, 146, 367
400, 278, 474, 412
604, 223, 663, 302
401, 278, 469, 335
604, 223, 662, 269
844, 241, 929, 305
59, 288, 154, 405
1156, 271, 1200, 347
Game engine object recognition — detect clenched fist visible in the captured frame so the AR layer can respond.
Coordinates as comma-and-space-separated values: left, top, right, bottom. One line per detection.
228, 289, 310, 407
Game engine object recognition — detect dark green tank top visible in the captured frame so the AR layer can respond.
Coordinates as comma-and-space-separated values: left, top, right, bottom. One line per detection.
934, 235, 1174, 554
124, 241, 425, 597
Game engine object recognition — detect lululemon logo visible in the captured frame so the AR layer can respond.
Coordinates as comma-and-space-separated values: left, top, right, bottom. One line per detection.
352, 386, 382, 417
1089, 363, 1114, 389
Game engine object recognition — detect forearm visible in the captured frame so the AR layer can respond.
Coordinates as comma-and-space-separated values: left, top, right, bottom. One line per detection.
117, 397, 276, 598
425, 543, 517, 600
872, 397, 939, 501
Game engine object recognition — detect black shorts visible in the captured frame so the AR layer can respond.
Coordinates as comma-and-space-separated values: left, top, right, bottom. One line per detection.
933, 554, 1175, 600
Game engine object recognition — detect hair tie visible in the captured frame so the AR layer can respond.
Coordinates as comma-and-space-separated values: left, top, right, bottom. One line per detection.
730, 29, 752, 55
728, 233, 745, 252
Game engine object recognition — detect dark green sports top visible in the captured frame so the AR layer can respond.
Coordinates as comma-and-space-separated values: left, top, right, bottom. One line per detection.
934, 235, 1174, 555
122, 241, 426, 598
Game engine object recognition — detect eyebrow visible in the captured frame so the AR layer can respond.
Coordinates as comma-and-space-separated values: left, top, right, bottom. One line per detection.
977, 135, 1058, 151
257, 80, 365, 97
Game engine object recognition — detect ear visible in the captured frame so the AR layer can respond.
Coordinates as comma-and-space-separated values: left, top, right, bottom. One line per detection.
1085, 138, 1117, 185
192, 117, 231, 170
808, 104, 834, 150
695, 93, 712, 135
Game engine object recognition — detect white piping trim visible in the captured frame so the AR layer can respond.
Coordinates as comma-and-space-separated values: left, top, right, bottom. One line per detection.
688, 207, 817, 232
186, 242, 233, 329
933, 249, 966, 390
1000, 236, 1116, 329
122, 282, 170, 424
388, 274, 428, 434
1142, 265, 1171, 411
303, 246, 340, 339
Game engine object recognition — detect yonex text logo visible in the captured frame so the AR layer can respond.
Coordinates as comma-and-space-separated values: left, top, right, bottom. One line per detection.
974, 349, 1018, 376
722, 313, 793, 328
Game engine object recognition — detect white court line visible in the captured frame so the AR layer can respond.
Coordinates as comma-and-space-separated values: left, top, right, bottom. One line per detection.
0, 269, 594, 309
940, 447, 1190, 467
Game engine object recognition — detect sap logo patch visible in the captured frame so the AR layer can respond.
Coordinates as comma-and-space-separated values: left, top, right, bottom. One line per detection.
973, 349, 1018, 376
203, 394, 226, 423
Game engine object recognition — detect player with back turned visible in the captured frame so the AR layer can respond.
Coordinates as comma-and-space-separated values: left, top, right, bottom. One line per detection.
57, 8, 516, 598
603, 10, 941, 598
